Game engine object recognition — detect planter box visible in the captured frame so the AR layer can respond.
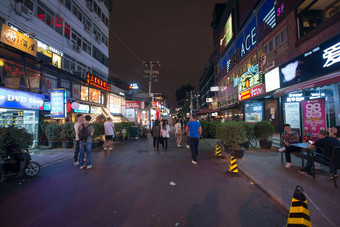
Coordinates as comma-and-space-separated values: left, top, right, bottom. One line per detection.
259, 140, 272, 149
224, 145, 245, 159
48, 141, 60, 149
62, 141, 74, 149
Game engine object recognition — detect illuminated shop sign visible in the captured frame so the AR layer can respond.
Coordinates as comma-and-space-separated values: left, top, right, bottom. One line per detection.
74, 104, 89, 113
50, 89, 66, 118
0, 87, 44, 110
286, 93, 305, 102
86, 73, 111, 92
126, 101, 140, 109
206, 98, 213, 103
238, 84, 265, 101
90, 106, 101, 114
265, 67, 280, 92
0, 24, 37, 56
129, 83, 139, 89
238, 64, 262, 92
280, 35, 340, 88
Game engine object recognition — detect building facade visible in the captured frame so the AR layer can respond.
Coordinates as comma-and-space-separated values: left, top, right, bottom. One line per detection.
213, 0, 340, 136
0, 0, 115, 146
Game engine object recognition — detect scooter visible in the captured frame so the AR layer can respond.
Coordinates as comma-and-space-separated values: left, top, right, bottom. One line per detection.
0, 149, 40, 182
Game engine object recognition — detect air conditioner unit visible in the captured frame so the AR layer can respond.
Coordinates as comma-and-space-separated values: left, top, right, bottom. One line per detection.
87, 1, 94, 11
72, 44, 81, 53
15, 2, 33, 20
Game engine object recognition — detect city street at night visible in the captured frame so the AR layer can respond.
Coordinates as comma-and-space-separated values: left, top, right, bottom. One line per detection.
0, 137, 287, 227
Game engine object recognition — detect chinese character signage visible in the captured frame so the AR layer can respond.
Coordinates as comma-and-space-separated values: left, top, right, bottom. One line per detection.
280, 34, 340, 89
302, 98, 326, 141
239, 84, 265, 101
0, 24, 37, 56
0, 87, 43, 110
51, 89, 66, 118
86, 73, 110, 92
238, 64, 262, 92
126, 101, 140, 109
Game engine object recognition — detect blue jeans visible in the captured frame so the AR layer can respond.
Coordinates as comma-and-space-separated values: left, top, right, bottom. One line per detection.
189, 137, 199, 161
79, 142, 92, 166
302, 153, 337, 174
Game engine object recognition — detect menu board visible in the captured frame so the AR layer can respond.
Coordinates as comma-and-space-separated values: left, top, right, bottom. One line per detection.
50, 89, 66, 118
284, 102, 301, 130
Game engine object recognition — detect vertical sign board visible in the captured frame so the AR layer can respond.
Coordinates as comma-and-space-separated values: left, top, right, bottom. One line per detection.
50, 89, 66, 118
284, 102, 301, 131
302, 98, 326, 141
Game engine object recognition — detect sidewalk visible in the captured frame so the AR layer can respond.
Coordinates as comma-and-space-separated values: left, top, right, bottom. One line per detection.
204, 138, 340, 227
29, 148, 74, 167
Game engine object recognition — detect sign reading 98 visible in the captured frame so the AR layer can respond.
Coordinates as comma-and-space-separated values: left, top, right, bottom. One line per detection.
305, 103, 322, 118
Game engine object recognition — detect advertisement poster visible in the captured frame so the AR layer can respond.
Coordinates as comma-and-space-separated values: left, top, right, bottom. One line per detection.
302, 98, 326, 141
284, 102, 300, 130
50, 89, 66, 118
244, 102, 263, 123
126, 101, 140, 109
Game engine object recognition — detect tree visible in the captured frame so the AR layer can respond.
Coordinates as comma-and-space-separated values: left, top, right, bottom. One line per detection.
175, 84, 195, 106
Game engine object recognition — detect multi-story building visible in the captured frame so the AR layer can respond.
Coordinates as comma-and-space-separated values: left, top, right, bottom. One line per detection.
0, 0, 114, 146
199, 54, 215, 109
213, 0, 339, 137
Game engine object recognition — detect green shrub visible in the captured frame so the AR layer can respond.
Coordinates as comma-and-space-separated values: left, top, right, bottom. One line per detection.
115, 122, 135, 133
60, 122, 75, 141
0, 126, 33, 158
216, 122, 245, 149
45, 123, 61, 142
199, 120, 209, 134
238, 121, 254, 138
91, 122, 105, 142
254, 121, 274, 141
207, 121, 221, 138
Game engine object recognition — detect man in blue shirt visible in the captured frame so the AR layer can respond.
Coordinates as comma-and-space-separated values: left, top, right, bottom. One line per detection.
186, 114, 202, 164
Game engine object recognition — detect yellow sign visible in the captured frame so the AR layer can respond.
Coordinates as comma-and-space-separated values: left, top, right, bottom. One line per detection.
0, 24, 37, 56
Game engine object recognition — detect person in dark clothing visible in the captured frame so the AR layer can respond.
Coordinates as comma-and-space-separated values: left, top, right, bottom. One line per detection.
151, 120, 161, 151
298, 130, 340, 179
279, 124, 300, 168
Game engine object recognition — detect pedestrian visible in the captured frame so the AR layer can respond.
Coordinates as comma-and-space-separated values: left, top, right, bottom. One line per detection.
279, 124, 300, 168
186, 114, 202, 164
73, 113, 83, 166
103, 117, 115, 151
161, 120, 170, 150
77, 115, 94, 169
174, 119, 183, 147
184, 118, 190, 149
151, 120, 161, 151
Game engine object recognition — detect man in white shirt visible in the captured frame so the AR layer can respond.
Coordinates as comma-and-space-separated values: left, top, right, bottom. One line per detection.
104, 117, 115, 151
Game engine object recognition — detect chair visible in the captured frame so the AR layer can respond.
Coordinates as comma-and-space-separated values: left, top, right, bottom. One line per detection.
330, 146, 340, 188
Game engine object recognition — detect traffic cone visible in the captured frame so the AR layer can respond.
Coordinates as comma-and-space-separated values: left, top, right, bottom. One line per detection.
227, 155, 238, 174
215, 144, 222, 158
287, 186, 311, 227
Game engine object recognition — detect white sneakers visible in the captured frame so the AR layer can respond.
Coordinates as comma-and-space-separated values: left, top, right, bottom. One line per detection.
186, 144, 190, 149
278, 147, 286, 152
285, 162, 292, 168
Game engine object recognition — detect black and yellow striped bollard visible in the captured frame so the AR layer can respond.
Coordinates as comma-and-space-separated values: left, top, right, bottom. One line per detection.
287, 186, 311, 227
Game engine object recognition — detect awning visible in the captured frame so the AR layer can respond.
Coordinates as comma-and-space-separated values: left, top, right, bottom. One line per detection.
196, 108, 220, 115
273, 71, 340, 97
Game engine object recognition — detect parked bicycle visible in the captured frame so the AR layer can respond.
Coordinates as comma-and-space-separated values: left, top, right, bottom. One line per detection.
247, 135, 257, 148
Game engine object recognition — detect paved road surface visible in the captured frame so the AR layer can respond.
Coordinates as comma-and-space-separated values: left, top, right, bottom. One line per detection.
0, 136, 287, 227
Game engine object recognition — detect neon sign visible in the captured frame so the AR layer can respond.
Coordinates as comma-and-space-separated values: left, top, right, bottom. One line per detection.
323, 42, 340, 68
86, 73, 111, 92
238, 64, 262, 92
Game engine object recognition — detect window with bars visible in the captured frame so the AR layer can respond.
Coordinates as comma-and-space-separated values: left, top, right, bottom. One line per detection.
82, 38, 92, 55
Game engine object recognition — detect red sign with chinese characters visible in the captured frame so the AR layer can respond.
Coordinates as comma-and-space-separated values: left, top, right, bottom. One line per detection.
86, 73, 111, 92
126, 101, 140, 109
238, 84, 264, 101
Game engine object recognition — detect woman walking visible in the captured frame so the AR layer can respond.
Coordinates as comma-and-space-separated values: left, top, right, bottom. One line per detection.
161, 120, 171, 150
151, 120, 161, 151
174, 119, 183, 147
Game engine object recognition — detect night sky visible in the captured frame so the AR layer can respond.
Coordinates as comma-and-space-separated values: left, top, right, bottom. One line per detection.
109, 0, 222, 107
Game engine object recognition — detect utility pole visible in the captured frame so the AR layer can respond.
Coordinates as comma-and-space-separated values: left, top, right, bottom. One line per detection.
190, 90, 193, 115
143, 60, 161, 123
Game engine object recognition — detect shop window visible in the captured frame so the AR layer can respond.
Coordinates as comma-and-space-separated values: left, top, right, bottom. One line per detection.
82, 39, 92, 55
55, 15, 63, 35
89, 88, 101, 103
81, 86, 89, 101
297, 0, 340, 39
64, 22, 71, 39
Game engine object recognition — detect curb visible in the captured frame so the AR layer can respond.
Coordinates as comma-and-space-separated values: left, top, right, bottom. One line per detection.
202, 139, 289, 214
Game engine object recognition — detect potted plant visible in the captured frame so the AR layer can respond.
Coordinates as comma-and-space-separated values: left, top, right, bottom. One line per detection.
238, 121, 254, 149
216, 121, 246, 158
91, 123, 105, 148
0, 126, 33, 159
199, 120, 209, 138
207, 121, 221, 139
44, 123, 61, 149
254, 121, 274, 149
60, 122, 75, 148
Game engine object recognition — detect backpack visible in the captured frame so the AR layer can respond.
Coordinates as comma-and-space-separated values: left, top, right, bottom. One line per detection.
79, 123, 91, 142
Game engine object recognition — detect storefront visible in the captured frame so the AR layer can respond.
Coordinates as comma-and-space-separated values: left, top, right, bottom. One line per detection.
125, 101, 140, 122
274, 35, 340, 138
0, 87, 44, 147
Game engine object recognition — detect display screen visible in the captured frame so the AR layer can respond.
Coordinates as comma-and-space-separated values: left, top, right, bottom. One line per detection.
50, 89, 66, 118
0, 87, 44, 110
